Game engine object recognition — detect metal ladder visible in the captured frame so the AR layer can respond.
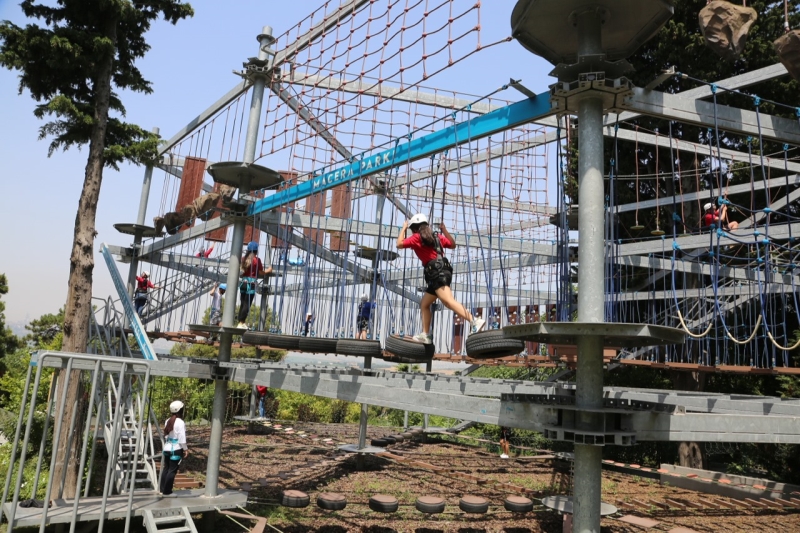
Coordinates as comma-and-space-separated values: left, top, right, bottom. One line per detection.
143, 508, 198, 533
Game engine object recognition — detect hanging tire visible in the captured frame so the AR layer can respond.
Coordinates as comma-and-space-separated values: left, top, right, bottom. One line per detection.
371, 438, 389, 447
298, 337, 338, 354
336, 339, 383, 358
282, 490, 310, 508
317, 492, 347, 511
270, 335, 302, 350
385, 335, 434, 362
504, 495, 533, 513
401, 432, 414, 439
459, 495, 489, 514
465, 330, 524, 359
382, 436, 396, 445
369, 494, 399, 513
390, 434, 404, 443
416, 496, 446, 514
242, 331, 270, 346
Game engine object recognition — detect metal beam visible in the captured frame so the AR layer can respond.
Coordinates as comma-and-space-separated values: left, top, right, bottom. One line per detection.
620, 87, 800, 145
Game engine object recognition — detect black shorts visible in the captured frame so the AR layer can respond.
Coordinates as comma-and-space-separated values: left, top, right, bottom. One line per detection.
424, 258, 453, 295
358, 317, 369, 331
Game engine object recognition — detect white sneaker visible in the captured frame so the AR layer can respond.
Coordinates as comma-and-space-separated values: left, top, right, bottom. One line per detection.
412, 333, 433, 344
500, 453, 509, 459
236, 322, 247, 329
471, 318, 486, 333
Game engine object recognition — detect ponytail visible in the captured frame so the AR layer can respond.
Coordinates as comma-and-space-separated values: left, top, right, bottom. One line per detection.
417, 223, 436, 248
164, 407, 184, 434
242, 251, 254, 273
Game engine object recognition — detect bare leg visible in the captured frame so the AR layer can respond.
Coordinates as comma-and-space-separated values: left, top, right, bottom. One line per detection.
420, 292, 438, 334
434, 286, 473, 323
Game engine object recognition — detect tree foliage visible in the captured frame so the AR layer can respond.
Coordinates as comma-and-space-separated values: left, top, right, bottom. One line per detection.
0, 0, 193, 167
0, 274, 21, 366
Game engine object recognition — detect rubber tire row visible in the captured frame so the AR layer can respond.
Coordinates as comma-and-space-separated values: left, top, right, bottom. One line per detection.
242, 333, 382, 358
464, 329, 525, 359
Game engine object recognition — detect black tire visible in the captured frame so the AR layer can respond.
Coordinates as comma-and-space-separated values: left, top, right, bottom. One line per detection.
371, 438, 389, 447
416, 496, 446, 514
242, 331, 270, 346
282, 490, 310, 508
298, 337, 338, 354
410, 429, 423, 436
465, 329, 525, 359
317, 492, 347, 511
369, 494, 399, 513
382, 436, 396, 445
401, 432, 414, 439
385, 335, 434, 362
504, 495, 533, 513
459, 495, 489, 514
390, 434, 404, 443
336, 339, 383, 357
270, 335, 302, 350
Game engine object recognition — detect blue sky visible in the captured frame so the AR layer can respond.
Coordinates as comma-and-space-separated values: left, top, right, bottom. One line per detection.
0, 0, 553, 325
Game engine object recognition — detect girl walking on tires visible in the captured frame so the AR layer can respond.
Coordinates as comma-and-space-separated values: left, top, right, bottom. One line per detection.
396, 214, 484, 344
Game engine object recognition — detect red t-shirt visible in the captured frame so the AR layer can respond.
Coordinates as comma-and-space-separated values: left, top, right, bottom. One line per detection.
241, 257, 263, 278
402, 233, 453, 266
703, 210, 719, 227
256, 385, 268, 396
136, 276, 155, 292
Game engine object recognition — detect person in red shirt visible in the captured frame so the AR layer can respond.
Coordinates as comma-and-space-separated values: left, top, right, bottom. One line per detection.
134, 271, 161, 318
702, 201, 738, 231
237, 241, 273, 328
256, 385, 268, 418
396, 214, 485, 344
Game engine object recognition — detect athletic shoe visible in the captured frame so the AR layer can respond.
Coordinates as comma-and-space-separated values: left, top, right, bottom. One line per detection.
500, 454, 509, 459
412, 333, 433, 344
236, 322, 247, 329
471, 318, 486, 333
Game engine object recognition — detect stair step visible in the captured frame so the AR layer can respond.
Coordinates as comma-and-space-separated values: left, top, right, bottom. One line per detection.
156, 527, 191, 533
153, 515, 185, 524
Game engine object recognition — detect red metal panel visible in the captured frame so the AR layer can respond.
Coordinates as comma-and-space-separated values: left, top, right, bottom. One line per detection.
205, 182, 229, 243
329, 184, 352, 251
304, 191, 326, 246
175, 156, 205, 230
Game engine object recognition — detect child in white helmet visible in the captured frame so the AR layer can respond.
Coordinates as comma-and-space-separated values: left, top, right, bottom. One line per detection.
134, 271, 161, 318
160, 400, 189, 496
396, 214, 484, 344
208, 283, 226, 341
702, 200, 738, 231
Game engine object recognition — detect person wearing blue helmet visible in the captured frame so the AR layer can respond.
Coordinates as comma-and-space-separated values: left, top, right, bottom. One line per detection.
238, 241, 272, 328
208, 282, 226, 339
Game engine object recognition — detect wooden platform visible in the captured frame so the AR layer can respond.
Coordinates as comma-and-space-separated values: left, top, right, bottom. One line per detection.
3, 489, 247, 528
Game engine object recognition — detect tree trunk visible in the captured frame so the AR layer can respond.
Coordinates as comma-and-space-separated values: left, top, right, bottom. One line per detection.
53, 16, 118, 500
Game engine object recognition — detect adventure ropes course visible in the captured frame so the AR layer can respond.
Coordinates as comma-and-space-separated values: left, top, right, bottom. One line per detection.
7, 1, 800, 532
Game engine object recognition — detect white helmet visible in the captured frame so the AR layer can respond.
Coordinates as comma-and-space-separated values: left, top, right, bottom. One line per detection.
703, 202, 713, 211
169, 400, 184, 414
409, 213, 428, 226
141, 270, 150, 277
361, 293, 368, 301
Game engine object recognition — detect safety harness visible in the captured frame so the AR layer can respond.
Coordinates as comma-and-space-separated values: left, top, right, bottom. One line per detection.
424, 231, 453, 285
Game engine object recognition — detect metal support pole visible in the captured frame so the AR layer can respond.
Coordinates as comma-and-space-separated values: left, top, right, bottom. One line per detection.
573, 10, 605, 533
205, 27, 273, 498
136, 127, 160, 226
357, 189, 385, 451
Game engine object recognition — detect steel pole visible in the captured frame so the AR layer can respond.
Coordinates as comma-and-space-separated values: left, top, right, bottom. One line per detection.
206, 27, 273, 498
136, 127, 160, 226
573, 10, 605, 533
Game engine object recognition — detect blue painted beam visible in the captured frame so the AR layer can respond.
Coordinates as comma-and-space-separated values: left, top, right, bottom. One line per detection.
248, 93, 554, 216
100, 243, 158, 361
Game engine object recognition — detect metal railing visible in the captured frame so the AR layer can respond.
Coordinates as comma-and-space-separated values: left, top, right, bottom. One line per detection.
0, 352, 154, 533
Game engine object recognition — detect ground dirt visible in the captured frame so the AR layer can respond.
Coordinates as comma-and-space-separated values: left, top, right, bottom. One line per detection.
172, 422, 800, 533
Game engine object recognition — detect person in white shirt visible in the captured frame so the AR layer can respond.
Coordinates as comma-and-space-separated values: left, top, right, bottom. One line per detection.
160, 400, 189, 496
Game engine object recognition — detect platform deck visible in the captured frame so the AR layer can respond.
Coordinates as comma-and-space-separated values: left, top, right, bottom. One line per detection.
3, 489, 247, 528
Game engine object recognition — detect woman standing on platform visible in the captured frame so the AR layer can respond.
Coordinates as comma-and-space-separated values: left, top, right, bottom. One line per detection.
238, 241, 273, 329
161, 400, 189, 496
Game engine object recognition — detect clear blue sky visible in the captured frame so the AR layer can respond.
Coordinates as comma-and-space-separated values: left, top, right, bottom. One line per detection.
0, 0, 552, 326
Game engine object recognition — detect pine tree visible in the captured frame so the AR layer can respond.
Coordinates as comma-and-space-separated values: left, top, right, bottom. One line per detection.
0, 0, 192, 498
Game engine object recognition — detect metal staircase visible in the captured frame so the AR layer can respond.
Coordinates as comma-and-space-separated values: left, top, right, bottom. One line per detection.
143, 508, 199, 533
